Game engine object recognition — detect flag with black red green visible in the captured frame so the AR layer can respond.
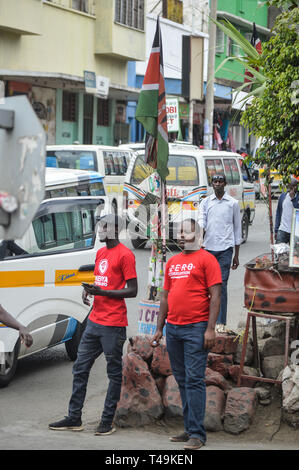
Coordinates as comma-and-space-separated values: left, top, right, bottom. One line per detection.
135, 17, 169, 181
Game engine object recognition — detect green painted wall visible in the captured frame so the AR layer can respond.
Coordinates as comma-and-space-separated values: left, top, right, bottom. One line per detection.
215, 0, 268, 83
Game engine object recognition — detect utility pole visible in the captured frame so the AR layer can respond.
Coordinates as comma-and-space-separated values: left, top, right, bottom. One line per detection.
204, 0, 217, 149
188, 0, 195, 144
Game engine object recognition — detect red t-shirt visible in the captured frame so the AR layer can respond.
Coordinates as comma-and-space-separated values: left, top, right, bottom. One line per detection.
163, 249, 222, 325
89, 243, 137, 327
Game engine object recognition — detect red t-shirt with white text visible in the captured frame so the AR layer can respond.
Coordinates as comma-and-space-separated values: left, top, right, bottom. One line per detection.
89, 243, 137, 327
163, 249, 222, 325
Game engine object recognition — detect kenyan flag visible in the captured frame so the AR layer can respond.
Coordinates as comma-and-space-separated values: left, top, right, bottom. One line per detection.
135, 17, 169, 181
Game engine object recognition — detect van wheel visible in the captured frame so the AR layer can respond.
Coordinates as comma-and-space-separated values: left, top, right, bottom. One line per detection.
242, 213, 249, 244
65, 317, 88, 361
131, 237, 147, 249
0, 340, 20, 388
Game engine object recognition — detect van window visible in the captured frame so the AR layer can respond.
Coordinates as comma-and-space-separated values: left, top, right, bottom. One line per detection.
47, 182, 105, 198
32, 207, 96, 253
166, 155, 198, 186
131, 155, 199, 186
46, 151, 98, 171
205, 159, 225, 185
103, 152, 116, 175
223, 158, 240, 185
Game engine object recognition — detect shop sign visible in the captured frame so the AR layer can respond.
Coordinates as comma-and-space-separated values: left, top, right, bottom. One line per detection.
166, 97, 179, 133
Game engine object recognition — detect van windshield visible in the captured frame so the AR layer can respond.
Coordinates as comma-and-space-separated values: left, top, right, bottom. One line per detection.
46, 150, 98, 171
131, 155, 199, 186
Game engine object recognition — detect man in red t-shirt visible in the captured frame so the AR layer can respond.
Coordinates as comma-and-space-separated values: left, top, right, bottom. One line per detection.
49, 215, 137, 436
152, 218, 222, 450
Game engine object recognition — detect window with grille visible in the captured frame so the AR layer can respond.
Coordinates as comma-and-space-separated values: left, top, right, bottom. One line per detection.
115, 0, 145, 31
62, 91, 77, 122
97, 98, 109, 127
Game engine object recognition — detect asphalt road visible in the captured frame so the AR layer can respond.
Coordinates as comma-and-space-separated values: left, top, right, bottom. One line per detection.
2, 200, 293, 452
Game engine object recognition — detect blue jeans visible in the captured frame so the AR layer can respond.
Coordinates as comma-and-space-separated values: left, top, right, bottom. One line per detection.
207, 247, 233, 325
68, 319, 126, 424
166, 321, 208, 444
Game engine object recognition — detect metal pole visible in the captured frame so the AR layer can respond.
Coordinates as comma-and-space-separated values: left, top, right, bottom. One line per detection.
204, 0, 218, 149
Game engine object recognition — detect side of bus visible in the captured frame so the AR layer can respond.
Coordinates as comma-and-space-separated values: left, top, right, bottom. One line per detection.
0, 194, 105, 387
123, 146, 255, 247
46, 145, 132, 216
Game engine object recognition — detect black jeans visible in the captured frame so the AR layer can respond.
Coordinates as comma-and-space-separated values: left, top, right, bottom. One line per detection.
68, 319, 126, 424
276, 230, 290, 244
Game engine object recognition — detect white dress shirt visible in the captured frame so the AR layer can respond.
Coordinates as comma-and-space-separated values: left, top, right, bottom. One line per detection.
279, 193, 293, 233
198, 192, 242, 251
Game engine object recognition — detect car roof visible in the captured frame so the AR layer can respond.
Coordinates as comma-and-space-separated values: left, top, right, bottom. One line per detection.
45, 167, 104, 188
46, 144, 121, 151
134, 143, 240, 158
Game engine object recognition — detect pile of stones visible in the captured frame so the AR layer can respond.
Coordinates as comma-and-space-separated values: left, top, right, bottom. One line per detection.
114, 318, 299, 432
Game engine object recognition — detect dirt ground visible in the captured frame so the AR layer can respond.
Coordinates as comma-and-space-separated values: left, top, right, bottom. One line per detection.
137, 386, 299, 449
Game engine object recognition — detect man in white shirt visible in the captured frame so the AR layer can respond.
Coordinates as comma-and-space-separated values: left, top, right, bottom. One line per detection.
275, 177, 299, 244
199, 174, 242, 332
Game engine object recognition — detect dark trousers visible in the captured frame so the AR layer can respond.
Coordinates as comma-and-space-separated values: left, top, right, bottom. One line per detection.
207, 247, 233, 325
276, 230, 290, 244
68, 319, 126, 424
166, 321, 208, 444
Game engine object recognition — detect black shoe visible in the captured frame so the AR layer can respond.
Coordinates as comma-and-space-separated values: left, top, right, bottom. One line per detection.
169, 431, 190, 442
94, 422, 116, 436
49, 416, 84, 432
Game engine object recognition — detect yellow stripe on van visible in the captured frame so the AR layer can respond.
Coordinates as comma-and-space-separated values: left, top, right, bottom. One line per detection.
0, 271, 45, 288
55, 270, 95, 286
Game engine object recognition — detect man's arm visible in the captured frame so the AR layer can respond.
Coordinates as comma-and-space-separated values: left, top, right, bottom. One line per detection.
204, 283, 221, 350
83, 278, 138, 299
0, 305, 33, 347
151, 289, 169, 347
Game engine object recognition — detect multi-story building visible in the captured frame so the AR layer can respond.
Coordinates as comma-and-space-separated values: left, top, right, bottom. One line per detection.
214, 0, 272, 153
127, 0, 209, 143
0, 0, 145, 145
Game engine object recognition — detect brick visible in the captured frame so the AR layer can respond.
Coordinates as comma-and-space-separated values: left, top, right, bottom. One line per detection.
162, 375, 183, 418
204, 385, 226, 432
210, 333, 239, 355
115, 353, 163, 427
151, 343, 172, 377
207, 353, 233, 378
205, 367, 230, 391
127, 335, 154, 362
223, 388, 257, 434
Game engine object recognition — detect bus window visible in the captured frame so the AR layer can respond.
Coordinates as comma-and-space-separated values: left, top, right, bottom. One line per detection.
66, 187, 78, 197
131, 156, 154, 185
205, 159, 224, 185
46, 151, 97, 171
50, 188, 67, 198
166, 155, 198, 186
77, 185, 89, 196
89, 182, 105, 196
103, 152, 116, 175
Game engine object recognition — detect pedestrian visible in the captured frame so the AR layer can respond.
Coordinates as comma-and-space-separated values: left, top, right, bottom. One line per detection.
198, 174, 242, 333
49, 215, 138, 436
151, 219, 222, 450
0, 304, 33, 347
275, 176, 299, 244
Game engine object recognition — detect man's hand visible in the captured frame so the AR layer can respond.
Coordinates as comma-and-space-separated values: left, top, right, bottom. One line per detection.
19, 327, 33, 348
83, 284, 103, 296
204, 328, 215, 350
151, 329, 163, 347
82, 289, 91, 306
232, 255, 239, 270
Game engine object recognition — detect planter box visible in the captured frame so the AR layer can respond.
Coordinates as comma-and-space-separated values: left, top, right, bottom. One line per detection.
244, 256, 299, 314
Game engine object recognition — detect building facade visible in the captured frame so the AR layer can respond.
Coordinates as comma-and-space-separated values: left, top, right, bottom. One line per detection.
0, 0, 145, 145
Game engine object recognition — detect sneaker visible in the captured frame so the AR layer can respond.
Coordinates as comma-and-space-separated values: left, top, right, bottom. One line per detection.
184, 438, 204, 450
48, 416, 84, 432
169, 431, 190, 442
94, 422, 116, 436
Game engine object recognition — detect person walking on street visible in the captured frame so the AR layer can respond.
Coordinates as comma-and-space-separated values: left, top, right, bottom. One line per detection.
199, 174, 242, 333
151, 219, 222, 450
275, 177, 299, 244
0, 304, 33, 347
49, 215, 138, 436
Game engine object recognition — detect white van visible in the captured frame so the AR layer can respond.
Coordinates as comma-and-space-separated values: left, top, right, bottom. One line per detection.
0, 168, 109, 387
124, 143, 255, 248
46, 145, 132, 216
